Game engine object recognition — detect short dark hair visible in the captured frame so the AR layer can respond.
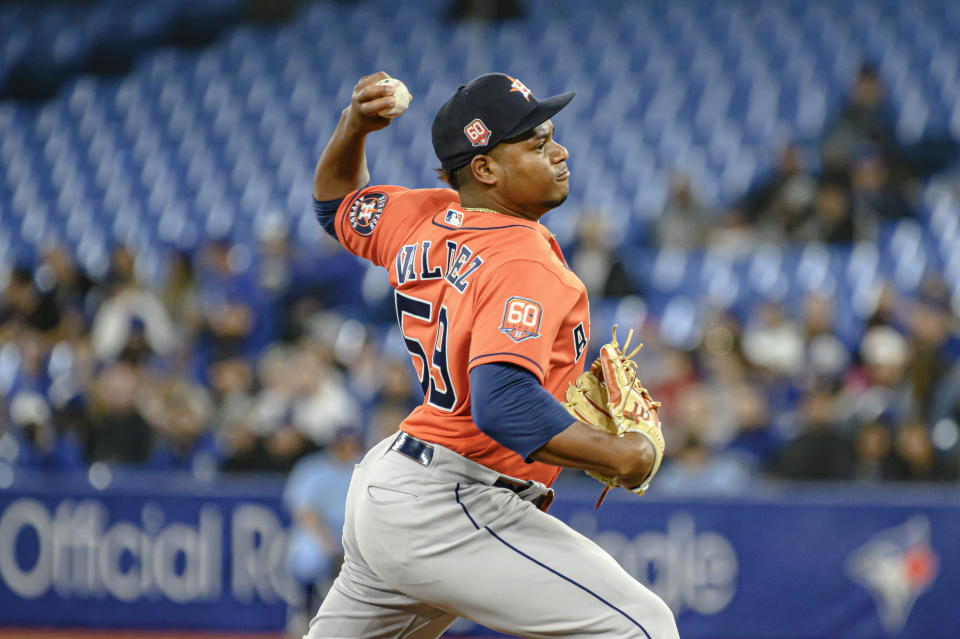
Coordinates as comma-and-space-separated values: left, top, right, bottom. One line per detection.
435, 127, 538, 191
436, 163, 472, 190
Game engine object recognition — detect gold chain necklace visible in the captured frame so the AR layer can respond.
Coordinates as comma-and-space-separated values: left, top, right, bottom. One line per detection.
463, 207, 556, 239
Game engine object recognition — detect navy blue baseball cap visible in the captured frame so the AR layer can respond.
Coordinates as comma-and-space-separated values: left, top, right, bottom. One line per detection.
432, 73, 575, 171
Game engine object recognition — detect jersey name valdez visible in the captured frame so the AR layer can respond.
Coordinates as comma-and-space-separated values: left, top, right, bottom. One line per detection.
336, 186, 589, 485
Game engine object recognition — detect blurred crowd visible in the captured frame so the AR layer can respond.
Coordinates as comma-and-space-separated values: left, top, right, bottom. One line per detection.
565, 64, 960, 492
653, 64, 955, 252
2, 64, 958, 493
0, 233, 422, 478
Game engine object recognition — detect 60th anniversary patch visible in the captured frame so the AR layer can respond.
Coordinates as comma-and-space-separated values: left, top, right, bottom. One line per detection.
349, 192, 388, 236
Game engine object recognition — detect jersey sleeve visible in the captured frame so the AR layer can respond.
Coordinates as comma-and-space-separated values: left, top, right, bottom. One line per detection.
334, 185, 413, 267
468, 260, 577, 384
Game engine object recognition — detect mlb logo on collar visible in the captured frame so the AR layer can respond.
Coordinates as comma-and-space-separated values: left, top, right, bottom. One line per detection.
444, 209, 463, 227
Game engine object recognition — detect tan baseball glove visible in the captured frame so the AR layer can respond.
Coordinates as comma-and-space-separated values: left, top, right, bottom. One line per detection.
563, 326, 665, 505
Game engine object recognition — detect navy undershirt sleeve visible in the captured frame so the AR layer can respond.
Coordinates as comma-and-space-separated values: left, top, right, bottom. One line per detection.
470, 362, 575, 461
313, 197, 342, 242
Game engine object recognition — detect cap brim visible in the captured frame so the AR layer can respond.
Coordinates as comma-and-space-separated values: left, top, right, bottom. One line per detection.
503, 91, 575, 139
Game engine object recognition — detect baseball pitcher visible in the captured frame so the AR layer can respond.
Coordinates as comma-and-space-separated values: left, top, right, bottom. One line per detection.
308, 71, 679, 639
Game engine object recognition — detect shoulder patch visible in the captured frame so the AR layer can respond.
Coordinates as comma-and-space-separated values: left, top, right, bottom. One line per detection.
444, 209, 463, 227
499, 296, 543, 343
349, 192, 388, 236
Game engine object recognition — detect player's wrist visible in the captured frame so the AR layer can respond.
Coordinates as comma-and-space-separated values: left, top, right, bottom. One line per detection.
616, 432, 656, 489
341, 107, 374, 135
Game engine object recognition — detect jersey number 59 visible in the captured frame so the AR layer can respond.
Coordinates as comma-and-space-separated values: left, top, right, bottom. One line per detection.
394, 291, 457, 411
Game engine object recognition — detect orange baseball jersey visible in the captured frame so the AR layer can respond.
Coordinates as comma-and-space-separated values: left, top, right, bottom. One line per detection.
335, 185, 590, 486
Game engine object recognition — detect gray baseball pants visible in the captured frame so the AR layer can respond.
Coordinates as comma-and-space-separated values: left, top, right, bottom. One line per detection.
304, 432, 679, 639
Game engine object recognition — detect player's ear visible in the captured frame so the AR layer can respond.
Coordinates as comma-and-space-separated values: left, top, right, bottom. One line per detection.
470, 154, 497, 187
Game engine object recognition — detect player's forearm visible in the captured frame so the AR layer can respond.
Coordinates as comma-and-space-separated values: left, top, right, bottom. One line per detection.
530, 424, 654, 487
313, 108, 372, 201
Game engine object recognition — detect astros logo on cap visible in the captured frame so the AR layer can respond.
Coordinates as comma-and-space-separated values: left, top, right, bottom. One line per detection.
507, 76, 533, 101
464, 118, 492, 147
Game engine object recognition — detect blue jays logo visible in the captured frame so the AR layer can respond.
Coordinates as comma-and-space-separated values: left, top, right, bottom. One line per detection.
500, 296, 543, 343
846, 516, 939, 634
349, 192, 387, 236
444, 209, 463, 227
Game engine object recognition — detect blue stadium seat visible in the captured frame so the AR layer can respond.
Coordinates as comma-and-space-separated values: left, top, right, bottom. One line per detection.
1, 0, 958, 312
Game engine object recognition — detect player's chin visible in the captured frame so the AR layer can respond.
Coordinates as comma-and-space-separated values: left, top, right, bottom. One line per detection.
543, 193, 568, 210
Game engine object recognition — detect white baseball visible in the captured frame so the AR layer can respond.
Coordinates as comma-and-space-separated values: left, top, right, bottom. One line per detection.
375, 78, 411, 118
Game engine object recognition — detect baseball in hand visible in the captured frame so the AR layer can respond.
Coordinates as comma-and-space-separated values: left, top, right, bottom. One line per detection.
375, 78, 411, 118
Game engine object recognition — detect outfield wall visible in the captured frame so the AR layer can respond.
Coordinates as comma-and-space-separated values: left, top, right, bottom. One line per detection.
0, 471, 956, 638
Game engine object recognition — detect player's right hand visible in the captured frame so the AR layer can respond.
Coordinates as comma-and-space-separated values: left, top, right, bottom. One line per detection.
346, 72, 398, 133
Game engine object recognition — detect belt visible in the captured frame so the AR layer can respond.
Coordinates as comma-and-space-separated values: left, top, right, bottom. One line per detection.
390, 432, 554, 511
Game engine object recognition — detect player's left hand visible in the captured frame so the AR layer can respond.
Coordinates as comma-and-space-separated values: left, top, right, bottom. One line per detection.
562, 326, 665, 505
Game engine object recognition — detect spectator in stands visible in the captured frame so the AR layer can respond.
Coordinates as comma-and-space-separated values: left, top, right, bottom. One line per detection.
145, 381, 220, 474
776, 390, 854, 480
823, 64, 903, 188
866, 281, 907, 332
7, 392, 85, 471
252, 344, 297, 433
570, 215, 639, 299
38, 244, 93, 331
850, 152, 913, 233
0, 265, 61, 334
198, 239, 248, 298
656, 434, 752, 496
291, 341, 359, 447
801, 294, 852, 385
368, 403, 410, 444
890, 422, 959, 481
791, 182, 856, 244
668, 383, 725, 446
160, 250, 202, 338
231, 344, 314, 472
256, 214, 293, 297
85, 361, 153, 464
0, 328, 50, 398
90, 259, 177, 364
220, 421, 273, 473
197, 292, 256, 362
852, 421, 899, 482
742, 302, 805, 378
208, 355, 257, 432
195, 239, 262, 363
905, 298, 959, 422
372, 359, 422, 414
706, 207, 755, 255
647, 348, 700, 416
742, 144, 817, 239
265, 416, 313, 473
656, 173, 710, 249
254, 218, 293, 347
283, 427, 363, 628
725, 384, 782, 474
845, 326, 915, 426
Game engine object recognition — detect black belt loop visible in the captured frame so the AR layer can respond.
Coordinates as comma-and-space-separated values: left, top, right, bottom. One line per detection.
391, 432, 554, 512
392, 432, 434, 466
